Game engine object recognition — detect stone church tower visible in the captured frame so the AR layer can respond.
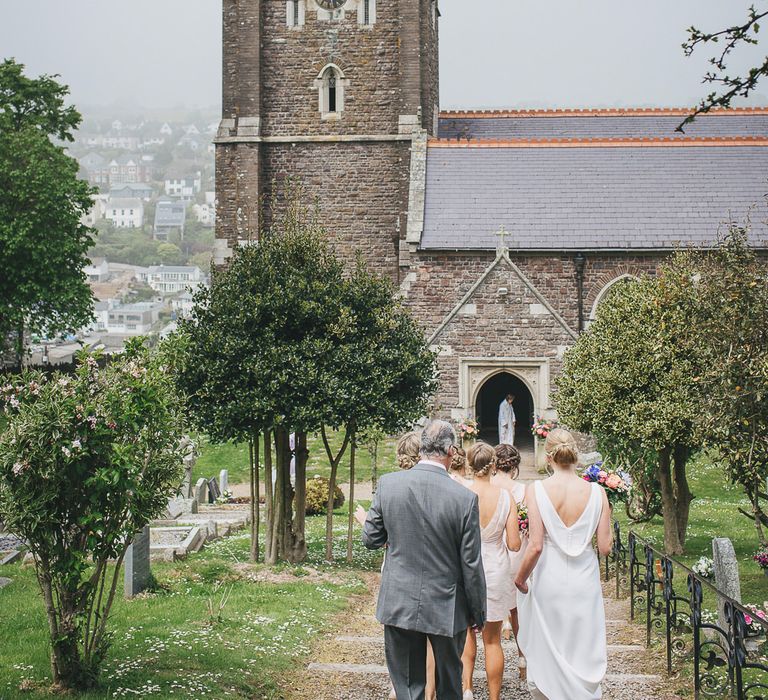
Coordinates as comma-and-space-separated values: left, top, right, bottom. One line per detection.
214, 0, 439, 281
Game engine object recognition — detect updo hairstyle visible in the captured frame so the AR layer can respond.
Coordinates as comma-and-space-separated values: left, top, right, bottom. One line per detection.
396, 431, 421, 470
494, 443, 521, 479
467, 441, 496, 478
450, 446, 467, 475
545, 428, 579, 468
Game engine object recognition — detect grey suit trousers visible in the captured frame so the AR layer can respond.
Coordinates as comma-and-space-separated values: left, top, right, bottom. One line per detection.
384, 625, 468, 700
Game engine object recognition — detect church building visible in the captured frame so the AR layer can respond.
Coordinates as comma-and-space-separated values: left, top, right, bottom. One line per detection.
214, 0, 768, 451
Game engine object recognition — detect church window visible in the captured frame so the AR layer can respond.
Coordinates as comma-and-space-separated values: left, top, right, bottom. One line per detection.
588, 274, 638, 325
314, 64, 348, 119
286, 0, 305, 27
357, 0, 376, 26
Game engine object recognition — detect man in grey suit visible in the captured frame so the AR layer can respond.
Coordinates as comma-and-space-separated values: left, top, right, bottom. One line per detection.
362, 419, 487, 700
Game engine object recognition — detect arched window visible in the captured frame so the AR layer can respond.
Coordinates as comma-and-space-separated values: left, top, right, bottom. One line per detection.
588, 274, 638, 324
314, 64, 348, 119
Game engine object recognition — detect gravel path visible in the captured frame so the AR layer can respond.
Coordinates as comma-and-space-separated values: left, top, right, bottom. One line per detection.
288, 576, 683, 700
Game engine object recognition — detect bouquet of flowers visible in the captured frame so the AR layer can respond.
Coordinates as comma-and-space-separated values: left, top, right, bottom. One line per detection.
692, 556, 714, 579
517, 502, 529, 537
753, 547, 768, 570
532, 416, 558, 440
457, 417, 479, 442
581, 462, 632, 506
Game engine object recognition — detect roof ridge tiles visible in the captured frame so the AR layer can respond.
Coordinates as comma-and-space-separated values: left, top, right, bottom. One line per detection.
438, 106, 768, 118
428, 135, 768, 148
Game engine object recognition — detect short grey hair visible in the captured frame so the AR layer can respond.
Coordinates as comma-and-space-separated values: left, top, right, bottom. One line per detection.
420, 419, 456, 458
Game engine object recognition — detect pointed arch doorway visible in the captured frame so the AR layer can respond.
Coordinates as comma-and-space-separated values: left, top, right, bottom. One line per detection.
475, 371, 534, 451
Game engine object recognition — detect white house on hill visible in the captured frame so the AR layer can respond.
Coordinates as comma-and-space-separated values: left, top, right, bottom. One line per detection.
105, 198, 144, 228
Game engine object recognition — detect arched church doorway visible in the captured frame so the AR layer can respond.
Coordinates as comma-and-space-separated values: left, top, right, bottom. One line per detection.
475, 372, 534, 451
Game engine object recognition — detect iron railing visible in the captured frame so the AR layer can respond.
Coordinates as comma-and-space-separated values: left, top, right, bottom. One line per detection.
601, 523, 768, 699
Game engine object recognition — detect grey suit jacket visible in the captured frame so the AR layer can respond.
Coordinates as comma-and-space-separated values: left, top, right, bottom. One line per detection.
362, 462, 487, 637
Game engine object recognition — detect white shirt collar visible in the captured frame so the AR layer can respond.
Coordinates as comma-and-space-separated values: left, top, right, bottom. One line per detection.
420, 458, 447, 471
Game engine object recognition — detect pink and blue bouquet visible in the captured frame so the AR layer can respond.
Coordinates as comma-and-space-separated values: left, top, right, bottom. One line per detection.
582, 462, 632, 506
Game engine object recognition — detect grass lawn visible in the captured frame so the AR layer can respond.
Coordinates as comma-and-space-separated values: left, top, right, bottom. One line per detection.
193, 432, 399, 487
615, 451, 768, 606
0, 511, 382, 699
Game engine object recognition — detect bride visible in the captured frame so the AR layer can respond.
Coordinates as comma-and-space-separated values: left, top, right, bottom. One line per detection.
514, 429, 613, 700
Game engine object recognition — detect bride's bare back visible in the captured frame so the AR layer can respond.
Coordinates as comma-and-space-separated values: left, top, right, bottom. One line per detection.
541, 475, 593, 527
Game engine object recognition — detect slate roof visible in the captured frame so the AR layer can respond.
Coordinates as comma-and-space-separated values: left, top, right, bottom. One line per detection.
438, 109, 768, 141
421, 110, 768, 251
154, 201, 188, 228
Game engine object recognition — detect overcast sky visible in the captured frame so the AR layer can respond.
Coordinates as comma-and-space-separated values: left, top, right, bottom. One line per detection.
2, 0, 766, 115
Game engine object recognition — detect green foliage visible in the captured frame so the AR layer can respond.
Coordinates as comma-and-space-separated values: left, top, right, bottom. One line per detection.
0, 341, 184, 689
0, 61, 96, 362
305, 475, 344, 515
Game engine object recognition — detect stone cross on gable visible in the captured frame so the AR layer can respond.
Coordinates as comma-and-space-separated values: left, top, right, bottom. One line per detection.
494, 226, 511, 256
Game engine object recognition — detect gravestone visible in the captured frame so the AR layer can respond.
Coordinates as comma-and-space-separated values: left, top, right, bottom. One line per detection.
713, 537, 742, 631
0, 577, 11, 589
194, 478, 208, 505
208, 477, 221, 503
219, 469, 229, 495
124, 525, 151, 598
180, 435, 198, 499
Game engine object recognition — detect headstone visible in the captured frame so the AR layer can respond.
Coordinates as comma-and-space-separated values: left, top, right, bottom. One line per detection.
208, 477, 221, 503
179, 435, 198, 499
194, 478, 208, 505
0, 577, 11, 589
713, 537, 742, 631
124, 525, 151, 599
219, 469, 229, 495
580, 451, 603, 467
165, 497, 185, 520
0, 550, 23, 566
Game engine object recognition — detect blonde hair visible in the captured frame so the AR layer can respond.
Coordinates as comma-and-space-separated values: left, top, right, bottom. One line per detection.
467, 441, 496, 478
494, 443, 521, 478
450, 446, 467, 475
396, 431, 420, 470
545, 428, 579, 468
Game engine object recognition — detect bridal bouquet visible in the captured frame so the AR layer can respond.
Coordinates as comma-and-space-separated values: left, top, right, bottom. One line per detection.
457, 417, 479, 441
581, 462, 632, 506
532, 416, 557, 440
517, 502, 529, 537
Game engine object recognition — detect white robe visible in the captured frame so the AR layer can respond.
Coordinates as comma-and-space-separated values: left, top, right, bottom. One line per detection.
498, 399, 516, 445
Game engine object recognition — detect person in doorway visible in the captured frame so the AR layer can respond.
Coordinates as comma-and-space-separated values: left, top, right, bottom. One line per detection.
498, 393, 517, 445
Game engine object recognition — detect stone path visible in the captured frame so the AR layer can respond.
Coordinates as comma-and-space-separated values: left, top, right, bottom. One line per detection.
288, 577, 682, 700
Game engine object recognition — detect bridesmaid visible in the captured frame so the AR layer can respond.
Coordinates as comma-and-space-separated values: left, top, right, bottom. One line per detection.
515, 429, 613, 700
448, 445, 470, 484
461, 442, 521, 700
491, 443, 527, 678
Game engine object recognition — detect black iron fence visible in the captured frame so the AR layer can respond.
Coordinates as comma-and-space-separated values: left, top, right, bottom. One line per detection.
602, 522, 768, 699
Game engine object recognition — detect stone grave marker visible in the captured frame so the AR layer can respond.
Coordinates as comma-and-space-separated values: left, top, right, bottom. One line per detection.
124, 525, 151, 598
194, 478, 208, 506
713, 537, 742, 632
208, 477, 221, 503
0, 577, 11, 589
219, 469, 229, 495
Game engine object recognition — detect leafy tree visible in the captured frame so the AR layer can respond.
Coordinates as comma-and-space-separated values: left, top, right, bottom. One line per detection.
173, 196, 348, 564
0, 342, 184, 690
681, 4, 768, 129
682, 227, 768, 545
556, 268, 700, 554
319, 262, 437, 561
0, 59, 95, 365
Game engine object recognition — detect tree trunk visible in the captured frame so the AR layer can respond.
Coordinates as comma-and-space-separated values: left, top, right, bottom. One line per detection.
290, 432, 308, 563
347, 426, 357, 563
672, 444, 694, 547
15, 320, 24, 371
657, 447, 685, 555
321, 426, 351, 562
371, 439, 378, 492
249, 432, 260, 562
268, 430, 285, 565
264, 430, 274, 562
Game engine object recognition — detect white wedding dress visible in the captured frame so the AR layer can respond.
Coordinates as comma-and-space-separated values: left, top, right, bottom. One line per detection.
517, 480, 607, 700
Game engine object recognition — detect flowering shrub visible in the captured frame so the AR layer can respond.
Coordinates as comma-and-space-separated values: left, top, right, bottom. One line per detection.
744, 603, 768, 630
0, 341, 184, 690
305, 475, 345, 515
753, 547, 768, 570
692, 556, 714, 579
517, 502, 529, 537
581, 462, 632, 506
532, 417, 558, 440
457, 417, 479, 441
